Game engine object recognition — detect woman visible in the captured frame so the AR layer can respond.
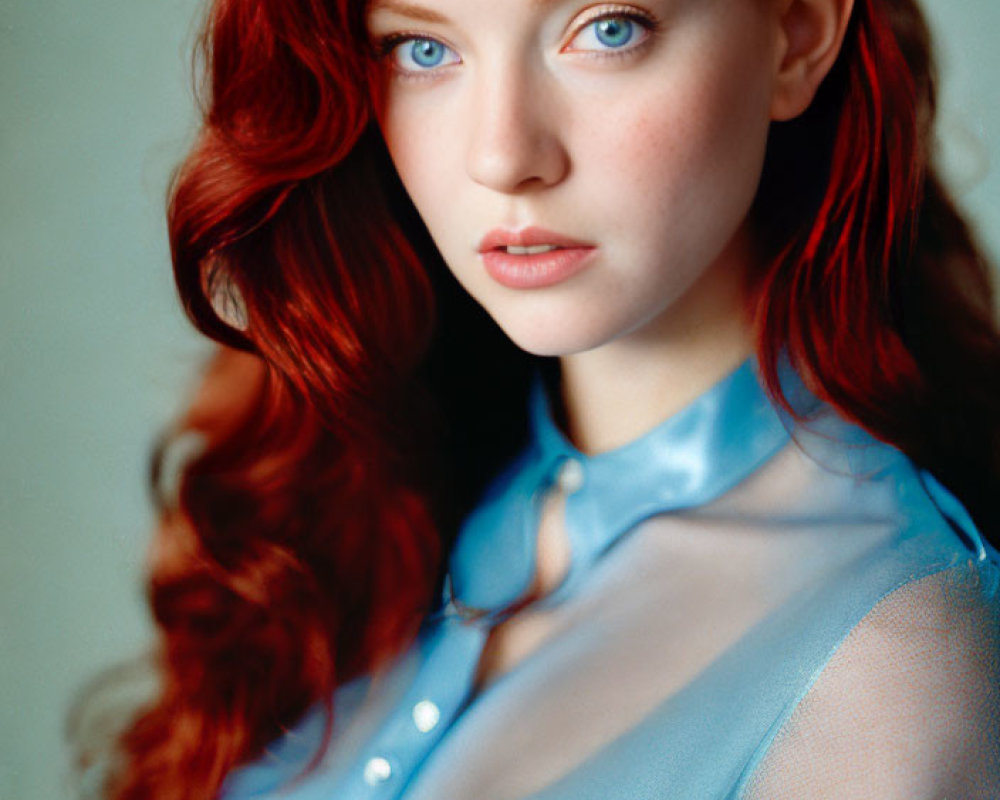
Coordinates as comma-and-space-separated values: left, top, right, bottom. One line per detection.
99, 0, 1000, 796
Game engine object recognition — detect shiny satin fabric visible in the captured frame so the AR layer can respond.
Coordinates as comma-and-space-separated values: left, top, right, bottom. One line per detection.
220, 361, 1000, 800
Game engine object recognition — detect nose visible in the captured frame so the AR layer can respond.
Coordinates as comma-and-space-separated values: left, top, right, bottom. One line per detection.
464, 64, 570, 194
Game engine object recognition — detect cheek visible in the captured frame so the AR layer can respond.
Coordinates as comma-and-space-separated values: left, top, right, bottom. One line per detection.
381, 98, 457, 223
589, 49, 772, 256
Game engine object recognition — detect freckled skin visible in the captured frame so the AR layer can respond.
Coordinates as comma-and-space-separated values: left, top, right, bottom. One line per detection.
368, 0, 782, 358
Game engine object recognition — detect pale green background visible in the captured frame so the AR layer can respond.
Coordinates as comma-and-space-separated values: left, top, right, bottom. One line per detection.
0, 2, 997, 799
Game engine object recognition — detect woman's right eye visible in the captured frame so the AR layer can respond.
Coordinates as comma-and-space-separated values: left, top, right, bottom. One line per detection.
383, 36, 461, 75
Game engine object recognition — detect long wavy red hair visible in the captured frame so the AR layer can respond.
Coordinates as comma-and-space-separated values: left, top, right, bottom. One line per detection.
98, 0, 1000, 797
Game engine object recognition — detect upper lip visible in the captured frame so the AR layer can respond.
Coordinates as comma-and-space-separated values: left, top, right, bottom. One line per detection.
477, 226, 594, 253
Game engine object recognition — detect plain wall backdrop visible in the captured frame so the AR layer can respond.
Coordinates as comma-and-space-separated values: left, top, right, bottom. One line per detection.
1, 1, 997, 798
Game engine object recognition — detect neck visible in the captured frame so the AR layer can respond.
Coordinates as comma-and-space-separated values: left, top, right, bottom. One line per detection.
557, 235, 755, 455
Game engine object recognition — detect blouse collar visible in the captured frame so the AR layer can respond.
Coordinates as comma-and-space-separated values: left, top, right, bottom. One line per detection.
447, 359, 793, 622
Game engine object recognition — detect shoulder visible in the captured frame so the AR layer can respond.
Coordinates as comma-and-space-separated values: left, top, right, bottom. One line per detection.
743, 561, 1000, 799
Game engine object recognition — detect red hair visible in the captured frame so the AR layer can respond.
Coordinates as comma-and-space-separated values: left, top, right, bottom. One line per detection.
751, 0, 1000, 535
101, 0, 999, 797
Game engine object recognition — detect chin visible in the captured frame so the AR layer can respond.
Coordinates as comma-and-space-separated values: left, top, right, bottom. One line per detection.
495, 316, 620, 358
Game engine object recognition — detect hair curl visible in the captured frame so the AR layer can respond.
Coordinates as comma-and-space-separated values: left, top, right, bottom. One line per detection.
100, 0, 999, 797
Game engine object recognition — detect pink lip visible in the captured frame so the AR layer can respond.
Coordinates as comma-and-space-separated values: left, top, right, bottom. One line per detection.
478, 226, 593, 253
478, 226, 596, 289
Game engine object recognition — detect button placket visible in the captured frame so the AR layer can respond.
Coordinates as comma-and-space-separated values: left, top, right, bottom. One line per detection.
353, 617, 489, 798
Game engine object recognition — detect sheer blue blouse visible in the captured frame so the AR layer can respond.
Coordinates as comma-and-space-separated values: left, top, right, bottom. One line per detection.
220, 360, 1000, 799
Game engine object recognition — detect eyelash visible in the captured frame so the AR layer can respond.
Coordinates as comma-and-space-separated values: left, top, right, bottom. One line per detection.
375, 5, 659, 80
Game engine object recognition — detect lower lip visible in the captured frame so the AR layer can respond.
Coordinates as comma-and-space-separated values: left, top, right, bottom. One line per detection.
481, 248, 595, 289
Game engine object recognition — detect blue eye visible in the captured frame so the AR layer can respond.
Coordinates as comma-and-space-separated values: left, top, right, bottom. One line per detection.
410, 39, 446, 68
595, 18, 634, 47
387, 36, 461, 73
566, 14, 653, 53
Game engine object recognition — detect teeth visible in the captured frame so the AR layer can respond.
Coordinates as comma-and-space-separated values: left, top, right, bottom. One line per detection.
504, 245, 559, 255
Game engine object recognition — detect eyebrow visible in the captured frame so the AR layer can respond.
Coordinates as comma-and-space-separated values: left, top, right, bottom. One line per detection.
367, 0, 561, 25
367, 1, 448, 24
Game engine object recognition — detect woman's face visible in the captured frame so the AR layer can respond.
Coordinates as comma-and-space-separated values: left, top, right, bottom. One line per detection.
365, 0, 783, 357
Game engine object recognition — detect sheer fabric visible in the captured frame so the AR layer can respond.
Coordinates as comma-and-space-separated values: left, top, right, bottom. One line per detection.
219, 361, 1000, 800
743, 568, 1000, 799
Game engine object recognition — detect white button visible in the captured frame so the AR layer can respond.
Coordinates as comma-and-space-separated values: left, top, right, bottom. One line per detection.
412, 699, 441, 733
556, 458, 584, 494
363, 756, 392, 786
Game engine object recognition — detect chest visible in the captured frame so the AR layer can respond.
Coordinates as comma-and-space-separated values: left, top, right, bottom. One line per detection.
470, 486, 787, 697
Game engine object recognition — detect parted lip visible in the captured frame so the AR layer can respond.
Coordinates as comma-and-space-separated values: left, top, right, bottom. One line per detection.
477, 226, 594, 253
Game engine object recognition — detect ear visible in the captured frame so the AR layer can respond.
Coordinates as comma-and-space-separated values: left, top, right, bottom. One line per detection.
770, 0, 856, 121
